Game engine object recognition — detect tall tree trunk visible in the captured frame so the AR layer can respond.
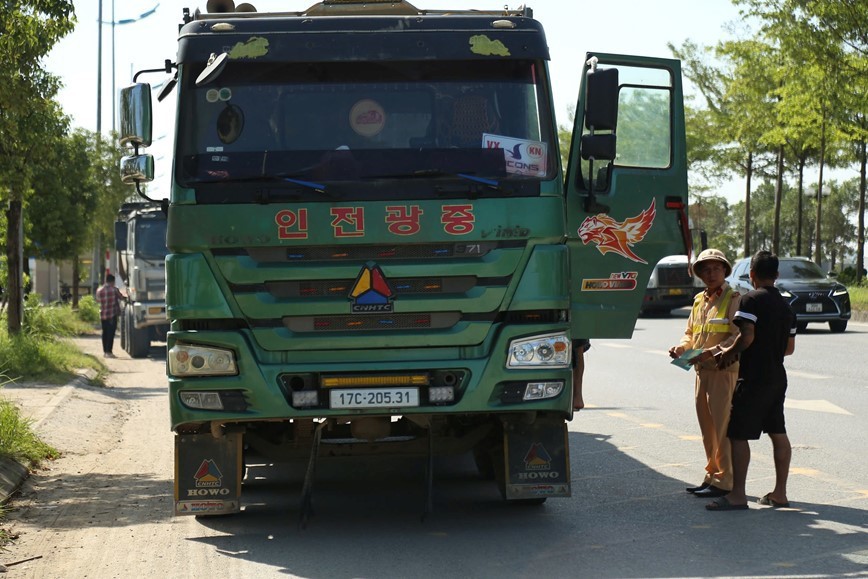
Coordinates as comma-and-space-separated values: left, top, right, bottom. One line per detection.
814, 114, 826, 266
773, 146, 784, 254
743, 152, 753, 259
4, 199, 23, 335
797, 158, 805, 256
858, 137, 866, 283
72, 256, 80, 309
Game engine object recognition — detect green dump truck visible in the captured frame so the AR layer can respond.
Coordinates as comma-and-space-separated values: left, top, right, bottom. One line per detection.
119, 0, 691, 519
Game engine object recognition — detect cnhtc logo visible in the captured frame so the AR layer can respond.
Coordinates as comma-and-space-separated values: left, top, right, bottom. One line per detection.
194, 459, 223, 488
349, 263, 395, 313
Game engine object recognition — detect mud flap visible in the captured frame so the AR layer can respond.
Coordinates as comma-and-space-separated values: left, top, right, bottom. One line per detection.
503, 416, 571, 499
174, 432, 242, 516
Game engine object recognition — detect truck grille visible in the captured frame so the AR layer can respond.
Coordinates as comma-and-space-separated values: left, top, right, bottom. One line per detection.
285, 312, 461, 332
231, 241, 525, 263
657, 265, 692, 287
259, 276, 485, 298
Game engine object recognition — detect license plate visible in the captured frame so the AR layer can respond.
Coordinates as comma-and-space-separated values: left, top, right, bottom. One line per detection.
667, 288, 685, 296
806, 302, 822, 313
330, 388, 419, 409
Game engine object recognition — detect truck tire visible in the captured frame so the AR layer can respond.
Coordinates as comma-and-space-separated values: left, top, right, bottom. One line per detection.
127, 309, 151, 358
472, 446, 495, 480
119, 309, 128, 351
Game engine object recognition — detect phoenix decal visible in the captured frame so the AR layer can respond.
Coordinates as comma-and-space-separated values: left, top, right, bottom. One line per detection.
578, 199, 656, 264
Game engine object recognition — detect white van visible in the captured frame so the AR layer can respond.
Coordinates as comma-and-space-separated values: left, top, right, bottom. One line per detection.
641, 254, 704, 315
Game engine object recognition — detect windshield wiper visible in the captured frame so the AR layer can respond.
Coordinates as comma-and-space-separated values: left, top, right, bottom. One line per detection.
373, 169, 501, 190
193, 174, 330, 195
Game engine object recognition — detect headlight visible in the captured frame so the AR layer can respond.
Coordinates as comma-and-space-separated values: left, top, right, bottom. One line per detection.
779, 289, 793, 298
832, 286, 848, 297
169, 343, 237, 377
507, 333, 571, 368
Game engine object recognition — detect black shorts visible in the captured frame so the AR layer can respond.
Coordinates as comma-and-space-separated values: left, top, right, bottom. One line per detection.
726, 379, 787, 440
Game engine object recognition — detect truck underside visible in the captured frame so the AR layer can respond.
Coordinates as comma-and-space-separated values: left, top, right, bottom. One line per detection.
175, 411, 570, 519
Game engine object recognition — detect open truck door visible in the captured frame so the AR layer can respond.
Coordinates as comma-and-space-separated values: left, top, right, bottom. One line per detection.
566, 54, 691, 338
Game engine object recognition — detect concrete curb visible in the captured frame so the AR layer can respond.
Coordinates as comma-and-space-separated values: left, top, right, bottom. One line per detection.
0, 376, 90, 505
0, 457, 28, 504
850, 309, 868, 324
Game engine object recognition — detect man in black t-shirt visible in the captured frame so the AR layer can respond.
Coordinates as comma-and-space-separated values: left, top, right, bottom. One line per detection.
707, 251, 797, 511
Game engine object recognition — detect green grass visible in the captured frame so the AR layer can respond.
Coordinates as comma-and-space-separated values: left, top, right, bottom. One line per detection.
0, 295, 105, 384
849, 285, 868, 312
0, 396, 59, 465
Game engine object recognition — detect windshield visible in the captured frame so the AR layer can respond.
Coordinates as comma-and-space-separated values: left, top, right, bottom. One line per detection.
780, 260, 826, 280
176, 60, 556, 199
136, 218, 168, 260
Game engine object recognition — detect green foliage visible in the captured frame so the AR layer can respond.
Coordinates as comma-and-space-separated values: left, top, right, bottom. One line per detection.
77, 295, 100, 324
28, 129, 100, 261
0, 299, 102, 384
23, 293, 74, 339
1, 1, 76, 335
674, 0, 867, 277
0, 396, 59, 465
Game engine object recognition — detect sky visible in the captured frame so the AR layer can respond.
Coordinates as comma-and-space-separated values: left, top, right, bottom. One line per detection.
44, 0, 747, 199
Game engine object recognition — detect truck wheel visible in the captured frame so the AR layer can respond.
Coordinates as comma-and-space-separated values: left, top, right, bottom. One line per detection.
472, 446, 495, 480
127, 310, 151, 358
119, 310, 128, 351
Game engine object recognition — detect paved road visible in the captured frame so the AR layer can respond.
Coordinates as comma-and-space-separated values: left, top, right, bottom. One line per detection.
2, 321, 867, 578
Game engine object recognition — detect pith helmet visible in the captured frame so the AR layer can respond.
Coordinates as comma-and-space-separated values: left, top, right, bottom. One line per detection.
689, 248, 732, 277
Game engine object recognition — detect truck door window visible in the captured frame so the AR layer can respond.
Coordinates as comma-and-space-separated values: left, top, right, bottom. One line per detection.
578, 65, 672, 189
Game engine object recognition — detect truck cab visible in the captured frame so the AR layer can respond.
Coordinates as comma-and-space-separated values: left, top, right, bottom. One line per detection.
114, 202, 169, 358
118, 0, 690, 517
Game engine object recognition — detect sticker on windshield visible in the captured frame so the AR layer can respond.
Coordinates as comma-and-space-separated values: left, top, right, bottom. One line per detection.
350, 99, 385, 137
482, 134, 547, 177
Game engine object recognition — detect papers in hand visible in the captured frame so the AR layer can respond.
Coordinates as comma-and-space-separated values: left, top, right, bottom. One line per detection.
671, 349, 704, 371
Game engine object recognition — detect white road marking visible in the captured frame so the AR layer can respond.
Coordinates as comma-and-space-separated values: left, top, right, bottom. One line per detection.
788, 370, 830, 380
786, 399, 852, 415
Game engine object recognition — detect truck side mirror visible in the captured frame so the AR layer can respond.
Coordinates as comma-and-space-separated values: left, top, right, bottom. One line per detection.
580, 134, 617, 161
114, 221, 128, 252
120, 154, 155, 185
119, 83, 153, 148
584, 68, 619, 131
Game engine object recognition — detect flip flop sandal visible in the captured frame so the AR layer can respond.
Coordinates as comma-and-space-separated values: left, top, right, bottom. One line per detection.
758, 493, 790, 508
706, 496, 748, 511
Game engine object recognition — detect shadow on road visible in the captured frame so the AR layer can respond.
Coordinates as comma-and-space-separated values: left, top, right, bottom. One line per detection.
185, 431, 868, 578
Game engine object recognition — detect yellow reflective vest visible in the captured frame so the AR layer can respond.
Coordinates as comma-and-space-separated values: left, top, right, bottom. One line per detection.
691, 286, 734, 338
